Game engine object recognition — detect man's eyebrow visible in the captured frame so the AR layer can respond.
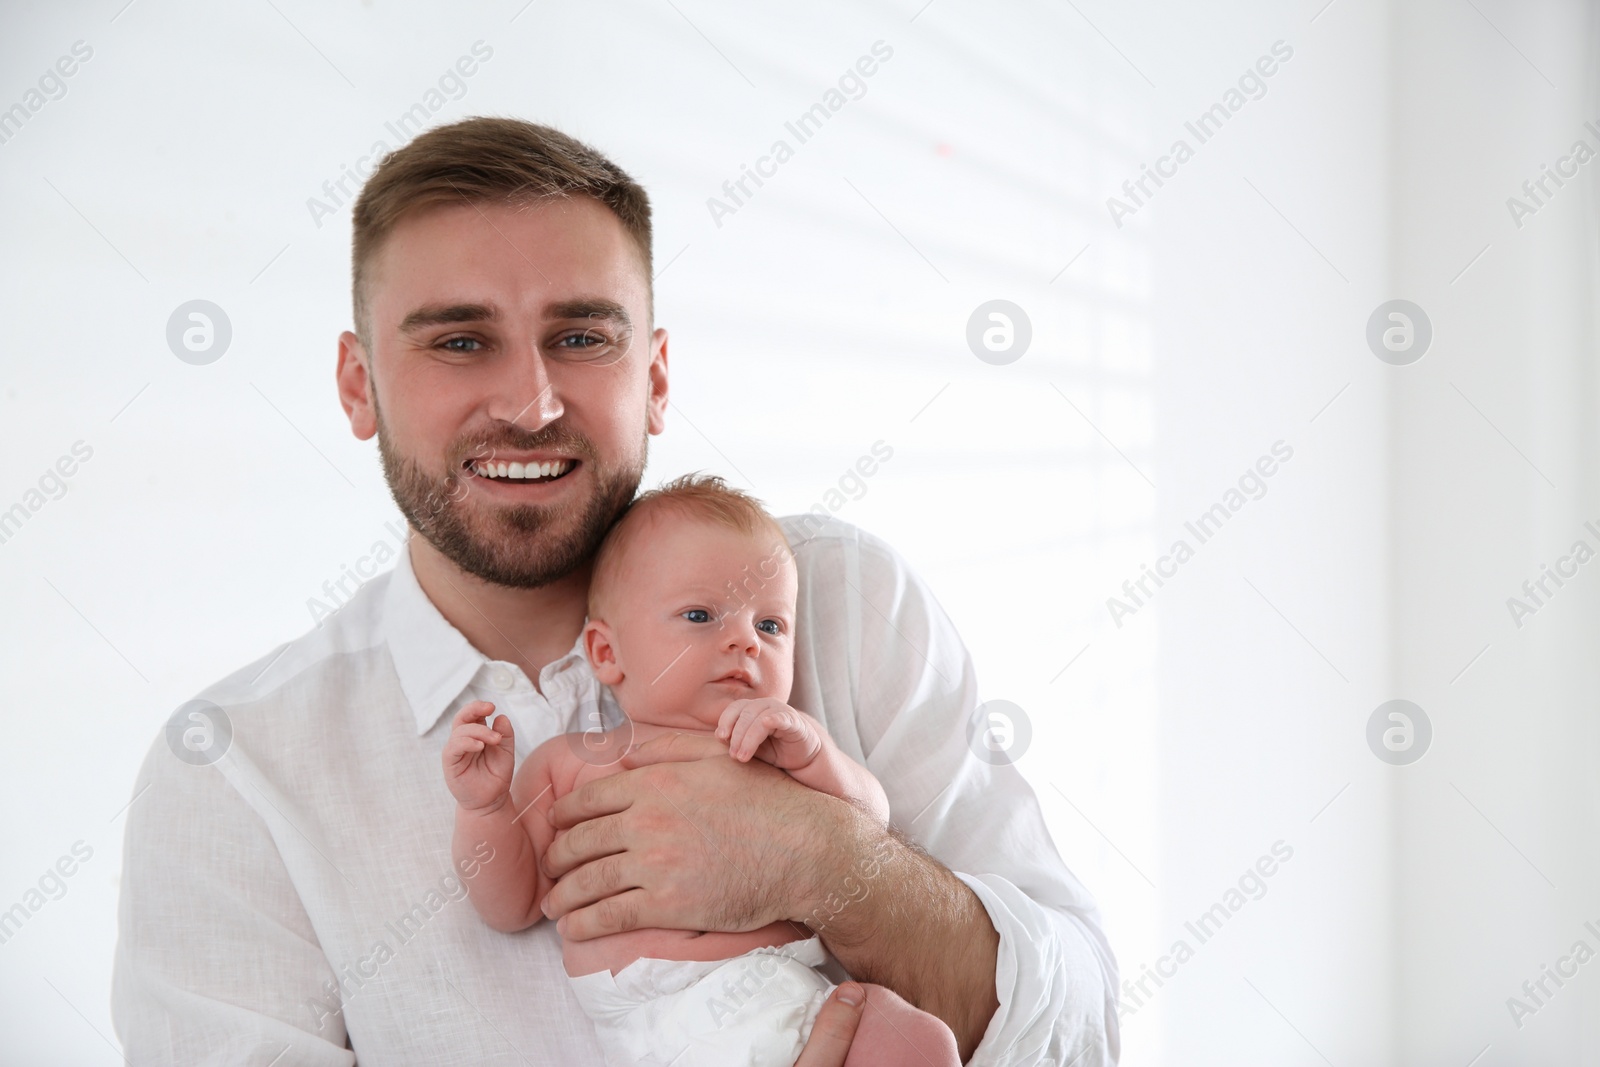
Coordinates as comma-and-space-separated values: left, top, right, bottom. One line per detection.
396, 299, 633, 334
398, 303, 499, 333
546, 299, 632, 330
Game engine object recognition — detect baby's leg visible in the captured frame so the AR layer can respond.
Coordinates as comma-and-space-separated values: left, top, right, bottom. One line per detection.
840, 983, 962, 1067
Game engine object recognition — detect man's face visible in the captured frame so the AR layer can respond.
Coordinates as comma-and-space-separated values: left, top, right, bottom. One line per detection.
337, 196, 668, 588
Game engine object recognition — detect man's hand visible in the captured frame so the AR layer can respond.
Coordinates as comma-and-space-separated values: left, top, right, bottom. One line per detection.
442, 701, 514, 813
548, 731, 1000, 1060
716, 698, 823, 769
539, 731, 847, 939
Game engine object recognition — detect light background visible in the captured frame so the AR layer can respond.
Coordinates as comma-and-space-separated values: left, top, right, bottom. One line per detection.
1, 0, 1596, 1063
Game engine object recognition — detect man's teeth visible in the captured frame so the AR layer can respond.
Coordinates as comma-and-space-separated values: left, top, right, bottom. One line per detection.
472, 459, 573, 480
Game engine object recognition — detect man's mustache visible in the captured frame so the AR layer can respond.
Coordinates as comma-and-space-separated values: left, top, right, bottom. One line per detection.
453, 423, 599, 468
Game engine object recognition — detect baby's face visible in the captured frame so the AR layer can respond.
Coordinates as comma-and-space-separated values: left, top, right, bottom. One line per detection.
585, 514, 798, 730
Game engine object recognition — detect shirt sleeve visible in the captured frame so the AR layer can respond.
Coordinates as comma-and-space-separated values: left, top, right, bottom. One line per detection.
112, 728, 357, 1067
788, 518, 1120, 1066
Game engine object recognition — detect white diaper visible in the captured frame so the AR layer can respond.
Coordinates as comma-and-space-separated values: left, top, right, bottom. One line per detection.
567, 935, 835, 1067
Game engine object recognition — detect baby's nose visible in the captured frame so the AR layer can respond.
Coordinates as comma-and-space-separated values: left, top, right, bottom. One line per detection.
722, 617, 759, 650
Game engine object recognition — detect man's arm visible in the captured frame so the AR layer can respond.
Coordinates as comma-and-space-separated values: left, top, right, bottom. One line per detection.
789, 799, 1000, 1056
113, 731, 356, 1066
710, 693, 985, 1049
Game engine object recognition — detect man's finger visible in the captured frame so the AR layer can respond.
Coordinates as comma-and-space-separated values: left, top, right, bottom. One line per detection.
794, 983, 865, 1067
619, 731, 728, 769
539, 849, 637, 920
541, 810, 629, 880
546, 769, 639, 830
550, 886, 653, 942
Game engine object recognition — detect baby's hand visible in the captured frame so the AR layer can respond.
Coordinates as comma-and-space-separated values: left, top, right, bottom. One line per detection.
443, 701, 515, 813
715, 698, 823, 770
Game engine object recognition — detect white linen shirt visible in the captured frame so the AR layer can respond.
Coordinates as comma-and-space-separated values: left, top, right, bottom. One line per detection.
112, 516, 1118, 1065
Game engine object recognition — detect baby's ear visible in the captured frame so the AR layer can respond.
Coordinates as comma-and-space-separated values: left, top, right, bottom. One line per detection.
583, 619, 624, 686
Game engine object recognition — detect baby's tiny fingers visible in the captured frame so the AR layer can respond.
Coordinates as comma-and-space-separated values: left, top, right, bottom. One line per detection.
443, 740, 481, 769
718, 700, 751, 738
456, 724, 503, 747
736, 719, 771, 760
452, 700, 496, 727
773, 712, 806, 740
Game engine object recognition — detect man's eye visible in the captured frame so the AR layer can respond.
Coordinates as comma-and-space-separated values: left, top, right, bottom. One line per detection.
553, 331, 609, 356
439, 336, 483, 353
682, 609, 712, 623
757, 619, 782, 635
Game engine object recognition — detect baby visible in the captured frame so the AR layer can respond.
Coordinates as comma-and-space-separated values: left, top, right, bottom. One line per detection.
443, 475, 961, 1067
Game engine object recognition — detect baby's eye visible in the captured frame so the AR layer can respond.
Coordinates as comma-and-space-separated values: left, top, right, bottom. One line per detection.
757, 618, 783, 635
682, 609, 712, 624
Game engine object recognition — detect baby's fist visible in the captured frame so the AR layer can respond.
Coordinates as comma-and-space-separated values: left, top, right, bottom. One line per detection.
715, 698, 822, 770
443, 700, 515, 812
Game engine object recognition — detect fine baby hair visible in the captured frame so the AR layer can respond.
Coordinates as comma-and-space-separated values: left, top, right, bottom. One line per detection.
587, 472, 790, 618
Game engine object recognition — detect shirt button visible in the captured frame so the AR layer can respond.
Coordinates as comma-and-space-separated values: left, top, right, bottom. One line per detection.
490, 668, 514, 690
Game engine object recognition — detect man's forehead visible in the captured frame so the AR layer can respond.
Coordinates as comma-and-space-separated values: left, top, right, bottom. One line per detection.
369, 197, 646, 311
394, 194, 621, 240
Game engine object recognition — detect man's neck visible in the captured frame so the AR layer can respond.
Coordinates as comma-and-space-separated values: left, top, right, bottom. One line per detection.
406, 535, 590, 688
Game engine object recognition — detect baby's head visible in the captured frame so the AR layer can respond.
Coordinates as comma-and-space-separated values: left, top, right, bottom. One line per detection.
583, 474, 798, 730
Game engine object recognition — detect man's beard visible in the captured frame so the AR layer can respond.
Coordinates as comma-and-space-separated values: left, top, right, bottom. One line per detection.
374, 400, 644, 589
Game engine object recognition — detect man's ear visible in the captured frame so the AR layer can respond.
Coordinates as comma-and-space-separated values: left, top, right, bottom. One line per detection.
337, 330, 377, 441
584, 618, 624, 686
645, 327, 668, 436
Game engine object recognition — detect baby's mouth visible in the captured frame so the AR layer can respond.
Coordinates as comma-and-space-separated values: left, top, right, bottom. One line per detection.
465, 457, 579, 484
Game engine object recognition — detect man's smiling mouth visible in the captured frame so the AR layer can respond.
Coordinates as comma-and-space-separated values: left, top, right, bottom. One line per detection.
466, 457, 579, 483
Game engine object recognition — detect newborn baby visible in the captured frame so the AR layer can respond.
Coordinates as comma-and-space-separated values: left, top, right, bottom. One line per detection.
443, 474, 960, 1067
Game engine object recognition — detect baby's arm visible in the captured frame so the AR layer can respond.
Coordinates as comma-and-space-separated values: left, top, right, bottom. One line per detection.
716, 698, 890, 825
443, 701, 562, 933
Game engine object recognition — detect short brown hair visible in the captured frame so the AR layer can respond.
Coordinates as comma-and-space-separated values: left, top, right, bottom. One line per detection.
588, 474, 791, 617
349, 116, 654, 348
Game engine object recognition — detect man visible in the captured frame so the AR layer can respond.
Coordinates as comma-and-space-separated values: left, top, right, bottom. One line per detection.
112, 117, 1117, 1065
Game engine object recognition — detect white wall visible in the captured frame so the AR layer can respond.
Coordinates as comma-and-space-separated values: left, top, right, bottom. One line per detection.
0, 1, 1593, 1064
1391, 2, 1600, 1063
1136, 3, 1395, 1062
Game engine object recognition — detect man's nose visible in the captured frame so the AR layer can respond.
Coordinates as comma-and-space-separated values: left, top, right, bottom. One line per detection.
487, 346, 563, 431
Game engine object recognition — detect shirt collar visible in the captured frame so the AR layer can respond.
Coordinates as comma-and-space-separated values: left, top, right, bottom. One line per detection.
381, 541, 586, 736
